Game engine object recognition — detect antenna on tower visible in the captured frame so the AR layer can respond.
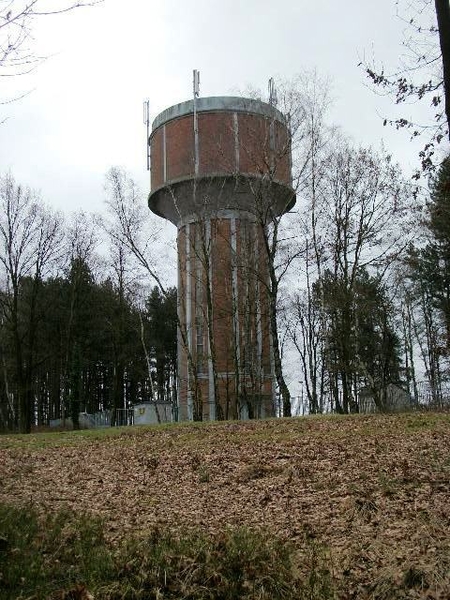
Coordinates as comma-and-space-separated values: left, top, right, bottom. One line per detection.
268, 77, 278, 107
193, 69, 200, 97
193, 70, 200, 175
143, 99, 150, 171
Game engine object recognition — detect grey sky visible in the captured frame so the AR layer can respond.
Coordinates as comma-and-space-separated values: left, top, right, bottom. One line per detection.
0, 0, 442, 216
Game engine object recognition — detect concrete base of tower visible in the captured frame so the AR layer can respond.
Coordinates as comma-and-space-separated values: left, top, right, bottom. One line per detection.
148, 175, 295, 227
174, 206, 278, 423
176, 375, 276, 422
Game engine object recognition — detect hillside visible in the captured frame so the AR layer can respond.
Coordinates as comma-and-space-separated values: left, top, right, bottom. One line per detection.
0, 412, 449, 598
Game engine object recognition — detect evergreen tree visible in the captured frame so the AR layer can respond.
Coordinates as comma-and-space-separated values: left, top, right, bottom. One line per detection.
405, 156, 450, 398
146, 286, 177, 406
426, 155, 450, 347
318, 269, 402, 412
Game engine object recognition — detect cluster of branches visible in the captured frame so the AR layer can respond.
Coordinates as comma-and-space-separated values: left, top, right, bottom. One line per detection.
360, 0, 450, 175
0, 0, 101, 78
235, 76, 425, 417
284, 79, 450, 414
286, 0, 450, 412
285, 0, 450, 412
285, 110, 417, 414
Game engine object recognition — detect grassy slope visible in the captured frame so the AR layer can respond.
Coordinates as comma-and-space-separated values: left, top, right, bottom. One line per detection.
0, 412, 449, 598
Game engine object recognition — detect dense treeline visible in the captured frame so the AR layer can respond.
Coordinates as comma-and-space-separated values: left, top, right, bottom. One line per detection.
402, 156, 450, 404
239, 70, 449, 416
0, 173, 177, 433
0, 270, 177, 432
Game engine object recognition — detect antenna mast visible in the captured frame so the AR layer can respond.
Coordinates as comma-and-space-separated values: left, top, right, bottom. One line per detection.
268, 77, 278, 106
193, 69, 200, 176
143, 99, 150, 171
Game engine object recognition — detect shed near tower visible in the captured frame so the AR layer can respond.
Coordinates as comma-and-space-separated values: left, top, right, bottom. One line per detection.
148, 95, 295, 421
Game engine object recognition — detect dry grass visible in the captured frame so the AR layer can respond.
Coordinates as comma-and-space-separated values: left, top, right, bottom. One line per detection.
1, 412, 450, 598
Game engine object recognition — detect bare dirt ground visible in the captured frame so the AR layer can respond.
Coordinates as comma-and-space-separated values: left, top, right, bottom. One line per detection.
1, 412, 449, 598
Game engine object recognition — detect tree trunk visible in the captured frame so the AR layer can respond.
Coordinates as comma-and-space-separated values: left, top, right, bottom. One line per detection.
268, 286, 291, 417
67, 341, 84, 431
435, 0, 450, 140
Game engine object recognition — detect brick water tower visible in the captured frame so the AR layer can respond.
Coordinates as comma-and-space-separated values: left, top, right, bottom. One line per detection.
148, 84, 295, 421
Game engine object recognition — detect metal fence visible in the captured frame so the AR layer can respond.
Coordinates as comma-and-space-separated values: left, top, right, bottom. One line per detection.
292, 381, 450, 416
416, 381, 450, 409
114, 408, 134, 426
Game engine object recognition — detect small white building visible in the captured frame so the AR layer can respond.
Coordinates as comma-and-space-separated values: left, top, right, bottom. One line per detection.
359, 384, 412, 413
133, 402, 173, 425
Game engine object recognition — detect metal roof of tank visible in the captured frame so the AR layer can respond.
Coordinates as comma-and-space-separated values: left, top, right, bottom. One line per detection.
152, 96, 286, 130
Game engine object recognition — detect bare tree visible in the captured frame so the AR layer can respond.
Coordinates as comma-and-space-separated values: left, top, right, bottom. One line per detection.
226, 75, 335, 418
289, 241, 327, 414
183, 212, 221, 419
104, 167, 199, 419
0, 172, 64, 432
282, 76, 336, 415
304, 141, 413, 412
361, 0, 450, 174
239, 77, 332, 418
0, 1, 101, 78
398, 280, 420, 403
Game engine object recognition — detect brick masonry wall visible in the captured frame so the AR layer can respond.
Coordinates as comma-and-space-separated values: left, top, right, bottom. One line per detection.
177, 217, 275, 421
198, 112, 235, 174
150, 110, 292, 190
150, 128, 164, 190
166, 117, 195, 181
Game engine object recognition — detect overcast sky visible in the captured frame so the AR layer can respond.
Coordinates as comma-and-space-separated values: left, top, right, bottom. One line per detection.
0, 0, 442, 217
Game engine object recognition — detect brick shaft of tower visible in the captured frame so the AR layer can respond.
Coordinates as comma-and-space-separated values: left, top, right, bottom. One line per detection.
148, 96, 295, 421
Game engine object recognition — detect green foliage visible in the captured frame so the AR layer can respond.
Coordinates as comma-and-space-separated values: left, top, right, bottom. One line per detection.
69, 343, 82, 430
297, 539, 335, 599
146, 287, 177, 362
0, 503, 334, 600
317, 268, 401, 412
428, 156, 450, 245
145, 286, 177, 405
424, 157, 450, 330
112, 527, 300, 599
0, 262, 178, 431
0, 504, 115, 599
406, 156, 450, 394
411, 157, 450, 320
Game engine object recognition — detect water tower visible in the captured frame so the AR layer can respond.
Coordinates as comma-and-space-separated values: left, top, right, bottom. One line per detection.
148, 85, 295, 421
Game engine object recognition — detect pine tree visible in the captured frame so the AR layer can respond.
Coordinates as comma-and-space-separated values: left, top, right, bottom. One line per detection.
425, 156, 450, 349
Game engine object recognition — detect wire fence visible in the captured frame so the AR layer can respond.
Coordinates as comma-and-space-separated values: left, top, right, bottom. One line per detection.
292, 381, 450, 416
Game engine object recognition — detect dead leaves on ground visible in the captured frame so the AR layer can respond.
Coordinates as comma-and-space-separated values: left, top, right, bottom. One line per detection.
1, 412, 450, 598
